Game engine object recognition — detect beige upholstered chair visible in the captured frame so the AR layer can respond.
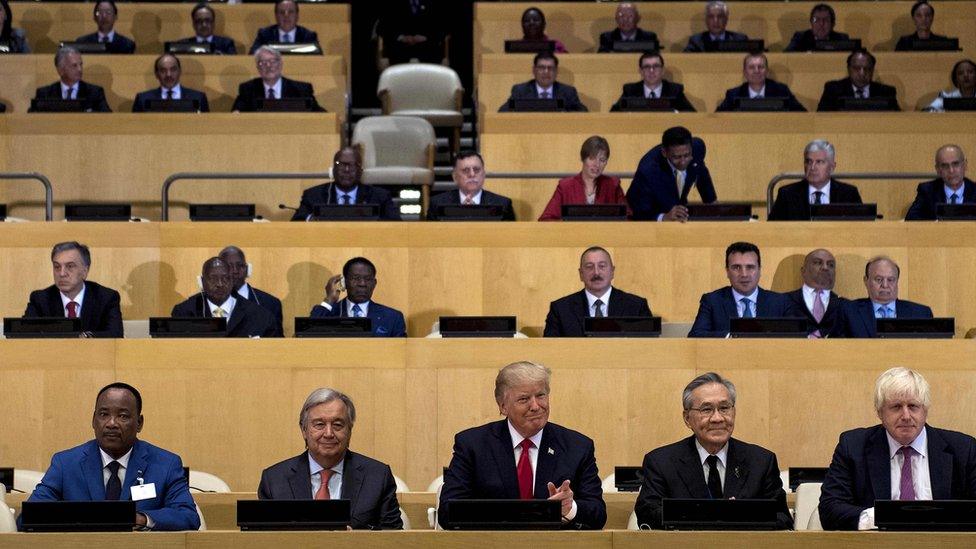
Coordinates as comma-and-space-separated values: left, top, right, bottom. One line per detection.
793, 482, 824, 531
377, 64, 464, 153
352, 115, 436, 213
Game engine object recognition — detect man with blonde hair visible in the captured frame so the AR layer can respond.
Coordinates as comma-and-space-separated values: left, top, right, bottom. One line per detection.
819, 367, 976, 530
438, 361, 606, 529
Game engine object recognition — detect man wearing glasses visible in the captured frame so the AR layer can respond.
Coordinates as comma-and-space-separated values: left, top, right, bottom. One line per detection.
633, 372, 792, 529
232, 46, 324, 112
291, 146, 401, 221
499, 52, 587, 112
611, 51, 695, 112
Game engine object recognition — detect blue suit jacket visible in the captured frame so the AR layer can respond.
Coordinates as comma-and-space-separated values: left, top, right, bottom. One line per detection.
132, 86, 210, 112
626, 138, 717, 220
834, 298, 933, 338
309, 298, 406, 337
438, 420, 607, 530
688, 286, 800, 338
819, 425, 976, 530
25, 439, 200, 531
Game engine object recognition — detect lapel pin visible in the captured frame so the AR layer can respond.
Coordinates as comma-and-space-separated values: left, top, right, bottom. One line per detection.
548, 447, 555, 455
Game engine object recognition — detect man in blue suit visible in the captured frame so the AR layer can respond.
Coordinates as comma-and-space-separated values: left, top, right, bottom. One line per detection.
309, 257, 406, 337
219, 245, 283, 337
132, 54, 209, 113
249, 0, 320, 54
834, 256, 933, 338
175, 4, 238, 55
626, 126, 717, 221
498, 52, 587, 112
820, 367, 976, 530
905, 145, 975, 220
24, 383, 200, 531
438, 361, 607, 529
689, 241, 800, 337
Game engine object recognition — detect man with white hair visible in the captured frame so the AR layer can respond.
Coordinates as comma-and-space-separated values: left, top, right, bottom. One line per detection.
819, 367, 976, 530
768, 139, 862, 220
231, 46, 324, 112
684, 1, 750, 52
597, 3, 658, 53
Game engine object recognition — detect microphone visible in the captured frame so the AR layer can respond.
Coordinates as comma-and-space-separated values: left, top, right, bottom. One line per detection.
278, 203, 299, 212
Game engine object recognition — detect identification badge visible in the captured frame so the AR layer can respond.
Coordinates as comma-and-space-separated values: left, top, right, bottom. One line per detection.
131, 483, 157, 501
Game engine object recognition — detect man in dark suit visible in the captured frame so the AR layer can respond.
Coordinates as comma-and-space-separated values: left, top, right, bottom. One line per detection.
428, 150, 515, 221
769, 139, 862, 221
378, 0, 446, 64
258, 387, 403, 529
689, 241, 800, 337
785, 3, 851, 52
76, 0, 135, 54
634, 372, 792, 529
219, 245, 283, 337
544, 246, 652, 337
610, 51, 696, 112
132, 54, 209, 113
786, 248, 846, 338
24, 241, 123, 338
627, 126, 717, 221
717, 53, 806, 112
598, 3, 658, 53
499, 52, 587, 112
309, 256, 406, 337
30, 47, 111, 112
820, 367, 976, 530
817, 50, 899, 111
834, 256, 933, 338
175, 3, 237, 55
249, 0, 320, 54
684, 1, 750, 52
232, 46, 325, 112
23, 383, 200, 531
906, 145, 974, 220
292, 146, 400, 220
438, 361, 607, 529
171, 257, 278, 338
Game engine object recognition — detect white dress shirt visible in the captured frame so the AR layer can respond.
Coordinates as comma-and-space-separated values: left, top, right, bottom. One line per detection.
852, 84, 870, 98
460, 189, 483, 205
944, 184, 965, 203
506, 421, 578, 520
694, 439, 729, 490
808, 181, 831, 204
731, 287, 759, 318
643, 83, 663, 99
748, 85, 766, 98
801, 284, 830, 313
208, 295, 236, 318
161, 84, 183, 100
858, 427, 932, 529
60, 82, 79, 100
535, 84, 554, 99
584, 287, 612, 317
278, 29, 295, 43
60, 284, 86, 317
308, 453, 344, 499
97, 31, 116, 43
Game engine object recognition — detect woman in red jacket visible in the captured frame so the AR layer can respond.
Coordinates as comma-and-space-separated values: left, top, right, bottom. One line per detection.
539, 135, 631, 220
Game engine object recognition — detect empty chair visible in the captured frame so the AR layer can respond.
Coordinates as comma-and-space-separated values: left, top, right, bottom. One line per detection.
601, 473, 618, 494
793, 482, 823, 531
188, 470, 232, 493
352, 115, 435, 212
377, 64, 464, 154
14, 469, 44, 494
0, 500, 15, 533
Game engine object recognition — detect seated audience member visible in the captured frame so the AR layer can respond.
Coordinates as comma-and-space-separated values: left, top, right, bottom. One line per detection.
769, 139, 862, 221
176, 3, 237, 55
520, 6, 566, 53
787, 249, 846, 338
309, 257, 406, 337
598, 3, 657, 53
76, 0, 135, 54
438, 361, 607, 529
258, 388, 403, 529
544, 246, 652, 337
132, 54, 210, 112
171, 257, 278, 337
428, 150, 515, 221
817, 50, 899, 111
0, 0, 30, 53
610, 51, 696, 112
906, 145, 974, 220
23, 383, 200, 531
540, 136, 629, 221
626, 126, 716, 221
378, 0, 445, 64
834, 257, 933, 338
785, 3, 851, 52
292, 146, 400, 220
925, 59, 976, 112
219, 245, 284, 336
688, 242, 798, 338
499, 52, 586, 112
232, 46, 324, 112
717, 53, 806, 112
249, 0, 320, 54
896, 1, 951, 51
634, 372, 792, 530
24, 241, 123, 338
31, 47, 111, 112
819, 367, 976, 530
684, 1, 750, 53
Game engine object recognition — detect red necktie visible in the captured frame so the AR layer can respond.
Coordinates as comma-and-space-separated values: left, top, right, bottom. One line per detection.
517, 438, 535, 500
315, 469, 333, 500
67, 301, 78, 318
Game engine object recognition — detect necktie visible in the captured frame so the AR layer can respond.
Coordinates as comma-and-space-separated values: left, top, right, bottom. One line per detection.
813, 191, 824, 205
64, 86, 75, 100
105, 461, 122, 500
540, 91, 550, 99
899, 447, 916, 500
340, 194, 350, 205
266, 88, 275, 100
647, 90, 656, 99
463, 196, 473, 205
705, 455, 723, 499
517, 438, 535, 500
950, 193, 960, 204
67, 301, 78, 319
740, 298, 753, 318
593, 299, 604, 318
855, 87, 865, 99
352, 304, 363, 317
315, 469, 333, 500
675, 170, 685, 198
99, 35, 108, 44
812, 290, 825, 323
164, 89, 171, 100
410, 0, 421, 15
213, 307, 224, 318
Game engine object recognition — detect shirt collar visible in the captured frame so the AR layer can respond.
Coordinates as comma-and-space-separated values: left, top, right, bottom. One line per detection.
98, 31, 116, 42
60, 283, 86, 308
208, 294, 236, 317
308, 452, 345, 476
279, 29, 295, 41
809, 181, 831, 197
802, 284, 829, 299
666, 159, 685, 176
337, 185, 359, 203
709, 32, 727, 41
584, 287, 612, 305
886, 426, 928, 459
694, 438, 729, 467
237, 283, 252, 300
748, 85, 766, 98
619, 30, 637, 41
161, 83, 183, 97
346, 300, 370, 317
460, 189, 483, 204
535, 84, 554, 96
871, 299, 895, 312
731, 287, 759, 304
945, 184, 965, 201
197, 35, 213, 43
60, 81, 78, 95
507, 420, 544, 450
852, 83, 870, 95
265, 78, 283, 94
643, 83, 663, 97
99, 445, 133, 469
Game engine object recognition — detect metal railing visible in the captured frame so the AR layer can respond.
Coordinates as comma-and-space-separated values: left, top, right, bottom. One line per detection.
0, 172, 54, 221
160, 172, 331, 221
766, 172, 936, 214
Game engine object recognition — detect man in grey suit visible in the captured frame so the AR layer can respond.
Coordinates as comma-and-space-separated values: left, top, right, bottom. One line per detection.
428, 150, 515, 220
499, 52, 587, 112
257, 388, 403, 530
684, 1, 750, 52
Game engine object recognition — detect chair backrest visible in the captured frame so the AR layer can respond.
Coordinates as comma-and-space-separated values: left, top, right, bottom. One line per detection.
780, 470, 791, 493
195, 503, 207, 531
188, 470, 232, 493
793, 482, 823, 531
14, 469, 44, 494
377, 64, 462, 113
352, 115, 435, 170
627, 510, 640, 530
393, 474, 410, 493
601, 473, 617, 494
426, 475, 444, 493
0, 501, 16, 533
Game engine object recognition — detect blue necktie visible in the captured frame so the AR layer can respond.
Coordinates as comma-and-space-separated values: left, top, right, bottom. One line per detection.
740, 298, 753, 318
340, 194, 350, 205
352, 304, 363, 317
877, 305, 893, 319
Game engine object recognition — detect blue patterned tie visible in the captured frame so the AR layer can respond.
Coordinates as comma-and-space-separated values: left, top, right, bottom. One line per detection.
352, 304, 363, 317
740, 298, 753, 318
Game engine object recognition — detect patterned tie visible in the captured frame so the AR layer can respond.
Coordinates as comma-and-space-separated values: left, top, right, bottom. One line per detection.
213, 307, 224, 318
675, 170, 685, 198
813, 191, 824, 205
315, 469, 333, 500
67, 301, 78, 319
352, 304, 363, 317
463, 196, 473, 205
266, 88, 275, 100
706, 455, 723, 499
593, 299, 604, 318
740, 298, 753, 318
855, 87, 864, 99
812, 290, 825, 323
899, 447, 916, 500
517, 438, 535, 500
647, 90, 656, 99
540, 91, 550, 99
64, 86, 75, 100
105, 461, 122, 500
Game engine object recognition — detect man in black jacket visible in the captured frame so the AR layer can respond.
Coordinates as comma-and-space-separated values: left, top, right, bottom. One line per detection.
171, 257, 277, 337
427, 150, 515, 220
769, 139, 862, 220
817, 49, 899, 111
786, 248, 847, 337
292, 147, 401, 221
906, 145, 975, 220
219, 245, 284, 337
716, 53, 805, 112
499, 52, 587, 112
611, 52, 695, 112
232, 46, 324, 112
31, 48, 111, 112
76, 0, 135, 54
785, 3, 851, 52
598, 3, 657, 53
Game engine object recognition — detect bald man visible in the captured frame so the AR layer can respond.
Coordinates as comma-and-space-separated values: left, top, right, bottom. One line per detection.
786, 249, 847, 337
170, 257, 278, 337
906, 145, 974, 220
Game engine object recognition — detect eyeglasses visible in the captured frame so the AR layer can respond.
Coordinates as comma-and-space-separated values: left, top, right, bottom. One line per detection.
256, 59, 281, 68
688, 404, 734, 417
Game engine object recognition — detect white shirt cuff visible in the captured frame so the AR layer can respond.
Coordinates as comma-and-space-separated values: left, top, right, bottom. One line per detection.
563, 500, 578, 522
656, 213, 665, 221
319, 301, 333, 310
857, 507, 875, 530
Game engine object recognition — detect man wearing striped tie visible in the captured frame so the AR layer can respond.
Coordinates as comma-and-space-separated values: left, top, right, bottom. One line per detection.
309, 256, 407, 337
905, 145, 975, 220
834, 257, 933, 338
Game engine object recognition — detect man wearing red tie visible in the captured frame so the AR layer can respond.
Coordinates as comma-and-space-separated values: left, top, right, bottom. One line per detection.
438, 361, 607, 529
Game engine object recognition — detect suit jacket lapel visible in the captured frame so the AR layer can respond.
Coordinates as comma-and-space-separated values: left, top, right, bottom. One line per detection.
866, 428, 891, 500
857, 301, 876, 336
489, 421, 520, 498
721, 288, 739, 320
723, 439, 750, 498
79, 284, 96, 328
82, 441, 107, 500
963, 180, 976, 203
534, 427, 562, 498
288, 452, 313, 498
341, 452, 365, 507
676, 438, 711, 498
755, 289, 770, 316
572, 291, 589, 333
122, 440, 150, 500
226, 298, 246, 333
926, 427, 953, 499
45, 286, 63, 316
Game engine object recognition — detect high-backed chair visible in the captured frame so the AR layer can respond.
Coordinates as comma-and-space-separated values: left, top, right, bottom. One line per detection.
188, 470, 232, 493
793, 482, 824, 531
352, 115, 435, 213
14, 469, 44, 494
601, 473, 618, 494
0, 500, 15, 533
377, 64, 464, 154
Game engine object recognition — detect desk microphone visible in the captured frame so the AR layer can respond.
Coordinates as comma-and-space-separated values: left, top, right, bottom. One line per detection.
278, 203, 299, 212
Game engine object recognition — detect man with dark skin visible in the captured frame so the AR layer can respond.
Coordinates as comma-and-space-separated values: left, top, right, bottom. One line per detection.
786, 248, 847, 337
132, 54, 210, 112
291, 147, 401, 220
170, 257, 278, 337
218, 245, 283, 336
76, 0, 135, 53
309, 257, 406, 337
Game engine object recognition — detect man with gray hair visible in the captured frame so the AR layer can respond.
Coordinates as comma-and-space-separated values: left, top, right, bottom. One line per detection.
231, 45, 324, 112
906, 144, 974, 220
834, 256, 933, 338
257, 387, 403, 529
634, 372, 791, 529
30, 47, 111, 112
24, 241, 123, 337
820, 367, 976, 530
769, 139, 862, 220
439, 361, 607, 529
597, 3, 659, 53
684, 1, 750, 52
